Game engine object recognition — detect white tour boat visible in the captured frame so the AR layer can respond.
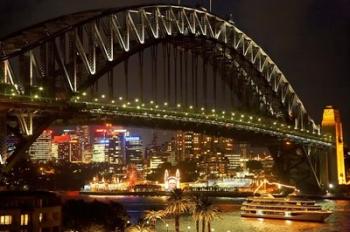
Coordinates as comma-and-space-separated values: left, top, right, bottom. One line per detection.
241, 180, 332, 222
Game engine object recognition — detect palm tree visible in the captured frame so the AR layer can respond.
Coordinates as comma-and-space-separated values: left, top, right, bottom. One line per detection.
164, 188, 191, 232
125, 223, 153, 232
191, 195, 202, 232
191, 196, 219, 232
144, 210, 165, 230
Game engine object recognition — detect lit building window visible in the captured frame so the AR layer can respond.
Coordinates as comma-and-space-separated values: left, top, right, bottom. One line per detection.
21, 214, 29, 225
0, 215, 12, 225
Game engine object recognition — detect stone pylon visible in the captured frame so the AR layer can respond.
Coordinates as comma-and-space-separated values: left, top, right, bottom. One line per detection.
321, 106, 346, 186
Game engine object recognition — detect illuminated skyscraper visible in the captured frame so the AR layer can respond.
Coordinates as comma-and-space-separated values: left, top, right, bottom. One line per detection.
29, 130, 53, 161
54, 132, 83, 163
175, 131, 201, 160
107, 129, 127, 164
54, 134, 70, 162
125, 136, 144, 171
321, 106, 346, 185
92, 129, 108, 163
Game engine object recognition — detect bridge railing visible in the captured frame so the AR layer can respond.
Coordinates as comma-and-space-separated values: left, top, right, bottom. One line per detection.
72, 99, 333, 147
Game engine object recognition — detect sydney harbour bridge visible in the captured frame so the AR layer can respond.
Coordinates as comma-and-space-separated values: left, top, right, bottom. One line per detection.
0, 5, 336, 193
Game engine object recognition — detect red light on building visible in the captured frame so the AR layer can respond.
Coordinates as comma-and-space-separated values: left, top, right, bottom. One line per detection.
53, 134, 71, 143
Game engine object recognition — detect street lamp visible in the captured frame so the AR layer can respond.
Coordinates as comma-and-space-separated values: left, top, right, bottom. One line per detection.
166, 223, 169, 232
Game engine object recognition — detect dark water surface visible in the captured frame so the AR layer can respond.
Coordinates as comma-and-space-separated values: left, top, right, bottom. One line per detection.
67, 194, 350, 232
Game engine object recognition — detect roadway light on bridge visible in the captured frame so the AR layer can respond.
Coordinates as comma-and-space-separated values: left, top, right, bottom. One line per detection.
155, 105, 159, 109
119, 96, 123, 100
38, 86, 44, 91
94, 98, 98, 102
164, 102, 168, 106
34, 94, 39, 99
177, 104, 181, 108
82, 92, 87, 96
122, 104, 126, 108
211, 109, 215, 113
231, 112, 235, 116
258, 118, 261, 122
273, 122, 277, 125
201, 107, 205, 111
135, 98, 139, 102
111, 100, 115, 104
189, 105, 193, 109
101, 94, 106, 99
222, 111, 225, 114
249, 116, 253, 120
150, 100, 154, 104
240, 114, 244, 118
137, 106, 140, 109
127, 102, 131, 105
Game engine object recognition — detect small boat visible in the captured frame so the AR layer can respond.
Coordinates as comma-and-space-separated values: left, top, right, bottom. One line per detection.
240, 196, 332, 222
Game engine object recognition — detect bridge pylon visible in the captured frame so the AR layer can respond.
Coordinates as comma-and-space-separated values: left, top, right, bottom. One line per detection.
321, 105, 346, 187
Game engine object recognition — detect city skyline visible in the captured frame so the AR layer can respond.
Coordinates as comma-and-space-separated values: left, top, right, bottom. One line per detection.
0, 1, 350, 232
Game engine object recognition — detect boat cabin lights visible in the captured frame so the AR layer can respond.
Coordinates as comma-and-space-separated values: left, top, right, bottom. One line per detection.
285, 211, 292, 217
256, 210, 264, 216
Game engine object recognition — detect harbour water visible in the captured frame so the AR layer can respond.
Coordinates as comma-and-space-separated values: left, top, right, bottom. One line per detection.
72, 195, 350, 232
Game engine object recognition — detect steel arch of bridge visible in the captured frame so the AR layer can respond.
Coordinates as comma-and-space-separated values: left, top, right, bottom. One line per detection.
0, 4, 319, 133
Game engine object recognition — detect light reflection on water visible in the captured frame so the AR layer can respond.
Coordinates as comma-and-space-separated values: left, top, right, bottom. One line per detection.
75, 195, 350, 232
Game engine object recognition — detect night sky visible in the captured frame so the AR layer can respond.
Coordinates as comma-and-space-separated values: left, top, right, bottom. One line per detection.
0, 0, 349, 143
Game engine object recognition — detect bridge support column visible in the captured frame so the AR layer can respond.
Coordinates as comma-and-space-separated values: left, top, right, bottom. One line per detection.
269, 142, 321, 194
0, 113, 7, 164
318, 148, 330, 189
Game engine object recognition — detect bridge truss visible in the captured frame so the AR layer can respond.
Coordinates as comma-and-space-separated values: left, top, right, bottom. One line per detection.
0, 5, 333, 192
